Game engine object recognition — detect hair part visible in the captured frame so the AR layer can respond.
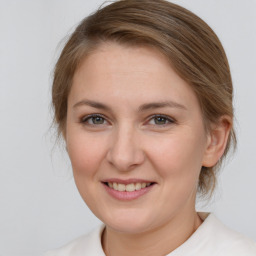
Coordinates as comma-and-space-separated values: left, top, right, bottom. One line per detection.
52, 0, 236, 197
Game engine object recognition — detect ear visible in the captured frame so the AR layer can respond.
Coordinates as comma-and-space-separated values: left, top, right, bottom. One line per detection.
202, 116, 232, 167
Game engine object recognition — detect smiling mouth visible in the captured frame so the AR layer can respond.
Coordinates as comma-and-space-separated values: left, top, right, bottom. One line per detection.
104, 182, 155, 192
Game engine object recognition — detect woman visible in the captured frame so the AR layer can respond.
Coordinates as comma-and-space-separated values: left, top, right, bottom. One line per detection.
46, 0, 256, 255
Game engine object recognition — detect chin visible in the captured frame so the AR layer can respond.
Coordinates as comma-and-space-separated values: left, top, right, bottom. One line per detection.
107, 221, 151, 234
102, 210, 156, 234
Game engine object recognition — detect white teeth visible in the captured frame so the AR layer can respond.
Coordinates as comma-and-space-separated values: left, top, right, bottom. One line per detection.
135, 183, 141, 190
117, 183, 125, 191
107, 182, 152, 192
113, 182, 118, 190
126, 183, 136, 192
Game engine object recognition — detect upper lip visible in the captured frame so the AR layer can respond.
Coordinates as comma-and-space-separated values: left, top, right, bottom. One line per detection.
101, 178, 155, 185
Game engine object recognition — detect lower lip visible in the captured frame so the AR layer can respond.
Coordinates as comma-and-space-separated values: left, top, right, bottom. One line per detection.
103, 183, 155, 201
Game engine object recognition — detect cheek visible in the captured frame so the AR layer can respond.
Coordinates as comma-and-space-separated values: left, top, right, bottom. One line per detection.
146, 131, 205, 181
66, 130, 107, 178
66, 131, 109, 207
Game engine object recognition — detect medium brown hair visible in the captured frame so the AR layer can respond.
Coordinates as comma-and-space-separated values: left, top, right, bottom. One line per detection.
52, 0, 236, 197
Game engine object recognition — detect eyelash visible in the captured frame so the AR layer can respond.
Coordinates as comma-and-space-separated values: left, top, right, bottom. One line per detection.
81, 114, 107, 125
147, 114, 175, 126
80, 114, 175, 127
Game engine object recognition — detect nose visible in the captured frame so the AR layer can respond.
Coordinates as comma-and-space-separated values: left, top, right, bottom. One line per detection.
106, 124, 145, 172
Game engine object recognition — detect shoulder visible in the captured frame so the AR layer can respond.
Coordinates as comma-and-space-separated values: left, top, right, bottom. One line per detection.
205, 214, 256, 255
44, 225, 105, 256
171, 213, 256, 256
197, 213, 256, 255
220, 238, 256, 256
213, 221, 256, 256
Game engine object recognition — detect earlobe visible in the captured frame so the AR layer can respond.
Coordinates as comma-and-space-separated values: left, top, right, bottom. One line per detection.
202, 116, 232, 167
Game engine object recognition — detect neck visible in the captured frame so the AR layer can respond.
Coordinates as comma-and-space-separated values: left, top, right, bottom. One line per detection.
102, 210, 203, 256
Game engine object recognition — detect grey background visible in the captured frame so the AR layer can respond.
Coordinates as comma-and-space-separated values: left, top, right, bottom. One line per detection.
0, 0, 255, 255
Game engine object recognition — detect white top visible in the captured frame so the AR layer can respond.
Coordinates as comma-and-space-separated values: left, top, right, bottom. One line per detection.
45, 213, 256, 256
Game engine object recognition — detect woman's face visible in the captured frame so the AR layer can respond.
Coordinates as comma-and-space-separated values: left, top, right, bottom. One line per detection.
66, 42, 211, 233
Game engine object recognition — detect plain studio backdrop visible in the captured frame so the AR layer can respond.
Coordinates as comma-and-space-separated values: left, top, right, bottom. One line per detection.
0, 0, 256, 255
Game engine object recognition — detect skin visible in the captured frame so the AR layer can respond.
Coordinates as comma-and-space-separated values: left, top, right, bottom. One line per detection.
65, 42, 231, 256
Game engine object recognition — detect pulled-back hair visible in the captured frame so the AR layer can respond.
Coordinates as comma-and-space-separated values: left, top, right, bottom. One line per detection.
52, 0, 236, 197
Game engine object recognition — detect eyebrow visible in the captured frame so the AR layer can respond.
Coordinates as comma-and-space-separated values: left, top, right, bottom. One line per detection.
138, 101, 187, 112
73, 99, 187, 112
73, 100, 112, 111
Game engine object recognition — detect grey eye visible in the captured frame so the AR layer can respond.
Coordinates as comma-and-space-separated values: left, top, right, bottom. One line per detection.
90, 116, 105, 124
154, 116, 168, 125
82, 115, 107, 125
147, 115, 174, 126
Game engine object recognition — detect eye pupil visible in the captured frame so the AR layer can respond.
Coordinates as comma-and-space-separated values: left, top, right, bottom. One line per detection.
92, 116, 104, 124
154, 116, 167, 125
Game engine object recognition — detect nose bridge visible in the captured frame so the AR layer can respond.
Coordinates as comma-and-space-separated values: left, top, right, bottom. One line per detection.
107, 122, 144, 171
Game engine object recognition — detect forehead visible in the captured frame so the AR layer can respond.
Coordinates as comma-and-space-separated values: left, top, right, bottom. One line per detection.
74, 42, 173, 82
69, 42, 200, 112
